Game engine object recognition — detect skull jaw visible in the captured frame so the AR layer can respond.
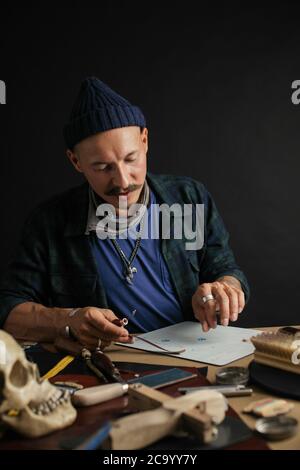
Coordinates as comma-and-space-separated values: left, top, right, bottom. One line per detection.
1, 399, 77, 438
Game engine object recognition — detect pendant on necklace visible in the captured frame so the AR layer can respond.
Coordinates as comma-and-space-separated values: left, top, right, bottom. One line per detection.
125, 266, 137, 285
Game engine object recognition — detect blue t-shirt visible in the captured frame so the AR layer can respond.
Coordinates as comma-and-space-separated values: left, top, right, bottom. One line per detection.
89, 191, 184, 333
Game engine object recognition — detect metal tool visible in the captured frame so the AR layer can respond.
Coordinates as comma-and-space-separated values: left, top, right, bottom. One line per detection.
115, 317, 186, 354
91, 348, 125, 382
216, 366, 249, 386
178, 384, 253, 397
82, 347, 125, 383
255, 416, 298, 440
72, 368, 197, 406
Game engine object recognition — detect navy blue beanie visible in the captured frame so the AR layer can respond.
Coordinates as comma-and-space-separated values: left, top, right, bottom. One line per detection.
63, 77, 146, 149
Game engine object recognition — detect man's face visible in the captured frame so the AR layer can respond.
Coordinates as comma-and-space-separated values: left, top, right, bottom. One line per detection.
67, 126, 148, 214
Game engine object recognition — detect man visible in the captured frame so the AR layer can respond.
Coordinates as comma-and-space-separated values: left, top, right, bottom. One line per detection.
0, 77, 249, 351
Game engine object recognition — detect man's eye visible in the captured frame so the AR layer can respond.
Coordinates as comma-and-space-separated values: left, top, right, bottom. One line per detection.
95, 164, 108, 171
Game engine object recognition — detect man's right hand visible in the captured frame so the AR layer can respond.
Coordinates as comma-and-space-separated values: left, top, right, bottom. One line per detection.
68, 307, 133, 350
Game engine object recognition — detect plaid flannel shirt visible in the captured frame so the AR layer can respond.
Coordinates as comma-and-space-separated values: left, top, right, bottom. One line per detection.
0, 173, 250, 327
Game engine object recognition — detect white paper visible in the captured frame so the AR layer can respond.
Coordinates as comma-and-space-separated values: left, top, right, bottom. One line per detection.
117, 321, 260, 366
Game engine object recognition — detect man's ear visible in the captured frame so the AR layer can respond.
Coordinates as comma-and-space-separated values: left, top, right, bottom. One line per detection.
141, 127, 148, 154
66, 149, 83, 173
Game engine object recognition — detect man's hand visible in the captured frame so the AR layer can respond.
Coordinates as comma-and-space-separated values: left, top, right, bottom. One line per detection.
68, 307, 133, 349
192, 277, 245, 332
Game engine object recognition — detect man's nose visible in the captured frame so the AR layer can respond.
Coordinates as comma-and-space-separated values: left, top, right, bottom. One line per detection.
112, 165, 129, 189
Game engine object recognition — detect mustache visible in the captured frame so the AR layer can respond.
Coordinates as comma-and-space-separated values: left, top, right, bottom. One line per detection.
105, 184, 143, 197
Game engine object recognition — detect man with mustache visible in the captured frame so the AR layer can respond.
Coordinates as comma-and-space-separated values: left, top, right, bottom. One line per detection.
0, 78, 249, 351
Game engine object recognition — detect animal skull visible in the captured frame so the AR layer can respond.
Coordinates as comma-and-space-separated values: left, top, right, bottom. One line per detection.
0, 330, 77, 438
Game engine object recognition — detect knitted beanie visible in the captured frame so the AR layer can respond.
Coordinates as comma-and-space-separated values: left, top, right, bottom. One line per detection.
63, 77, 146, 149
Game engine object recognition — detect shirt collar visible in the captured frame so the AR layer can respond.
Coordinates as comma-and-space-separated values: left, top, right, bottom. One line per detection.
85, 180, 150, 235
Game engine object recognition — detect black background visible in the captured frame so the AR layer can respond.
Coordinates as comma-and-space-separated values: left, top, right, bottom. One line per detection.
0, 4, 300, 328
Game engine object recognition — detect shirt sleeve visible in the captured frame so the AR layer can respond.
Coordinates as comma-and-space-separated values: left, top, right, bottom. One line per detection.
199, 188, 250, 303
0, 211, 49, 327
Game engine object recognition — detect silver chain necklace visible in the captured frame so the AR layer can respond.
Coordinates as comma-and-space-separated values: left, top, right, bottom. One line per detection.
110, 214, 146, 285
90, 182, 149, 285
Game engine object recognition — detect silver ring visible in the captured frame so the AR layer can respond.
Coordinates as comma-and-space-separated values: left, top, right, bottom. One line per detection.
65, 325, 71, 338
202, 294, 215, 304
65, 325, 77, 341
97, 338, 102, 349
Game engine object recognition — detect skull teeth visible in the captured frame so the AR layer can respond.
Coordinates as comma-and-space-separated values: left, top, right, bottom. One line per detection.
29, 389, 70, 415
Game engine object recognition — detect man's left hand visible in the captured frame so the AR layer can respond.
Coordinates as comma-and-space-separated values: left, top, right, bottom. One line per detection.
192, 277, 245, 332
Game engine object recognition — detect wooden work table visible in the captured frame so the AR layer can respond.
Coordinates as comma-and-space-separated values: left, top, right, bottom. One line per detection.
0, 327, 298, 451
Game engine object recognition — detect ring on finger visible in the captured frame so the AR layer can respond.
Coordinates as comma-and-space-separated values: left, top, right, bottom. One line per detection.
202, 294, 215, 304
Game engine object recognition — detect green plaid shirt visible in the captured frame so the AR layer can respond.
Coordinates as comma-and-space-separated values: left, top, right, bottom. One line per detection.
0, 173, 249, 327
